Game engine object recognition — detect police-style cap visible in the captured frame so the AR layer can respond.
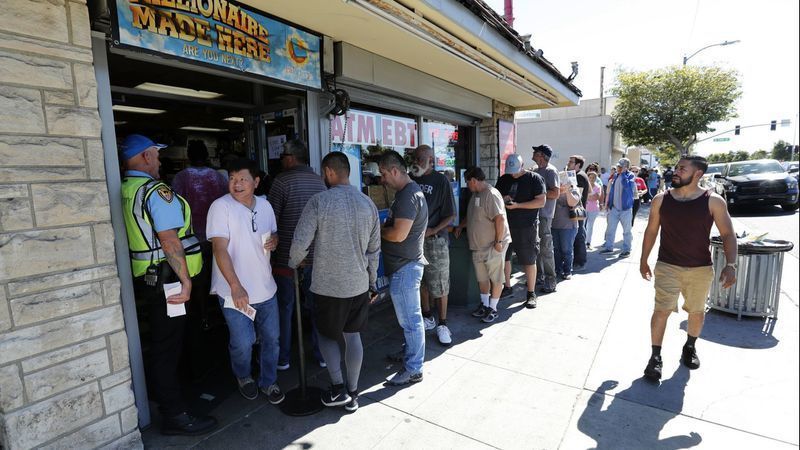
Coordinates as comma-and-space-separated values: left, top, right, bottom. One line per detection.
532, 144, 553, 158
119, 134, 167, 161
505, 154, 523, 174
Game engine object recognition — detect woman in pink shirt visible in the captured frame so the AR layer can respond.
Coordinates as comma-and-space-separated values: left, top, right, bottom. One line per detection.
585, 172, 602, 248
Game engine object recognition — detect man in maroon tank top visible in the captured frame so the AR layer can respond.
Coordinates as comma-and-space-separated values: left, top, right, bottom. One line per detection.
639, 156, 737, 381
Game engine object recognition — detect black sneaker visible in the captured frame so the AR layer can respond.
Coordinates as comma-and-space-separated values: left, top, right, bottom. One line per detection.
261, 383, 285, 404
481, 308, 498, 323
500, 286, 513, 298
644, 355, 663, 380
599, 248, 616, 255
539, 284, 556, 294
387, 370, 423, 386
523, 292, 537, 309
344, 391, 359, 412
161, 412, 218, 436
321, 384, 351, 407
237, 377, 258, 400
471, 304, 488, 318
619, 251, 631, 258
681, 345, 701, 369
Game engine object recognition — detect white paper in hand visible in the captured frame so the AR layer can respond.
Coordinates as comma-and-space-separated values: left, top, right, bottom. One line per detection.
223, 296, 257, 321
261, 232, 271, 256
163, 282, 186, 317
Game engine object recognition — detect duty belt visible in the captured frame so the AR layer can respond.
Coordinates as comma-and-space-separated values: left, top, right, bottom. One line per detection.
130, 235, 201, 261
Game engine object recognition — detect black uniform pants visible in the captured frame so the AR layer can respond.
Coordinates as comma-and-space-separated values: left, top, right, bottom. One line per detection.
134, 275, 188, 417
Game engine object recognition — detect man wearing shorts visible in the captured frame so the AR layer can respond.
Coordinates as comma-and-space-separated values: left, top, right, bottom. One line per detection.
495, 154, 546, 308
289, 152, 381, 411
640, 155, 737, 381
455, 167, 511, 323
410, 145, 457, 346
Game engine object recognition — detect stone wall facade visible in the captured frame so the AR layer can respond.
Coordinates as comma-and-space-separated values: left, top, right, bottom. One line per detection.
479, 100, 515, 184
0, 1, 141, 448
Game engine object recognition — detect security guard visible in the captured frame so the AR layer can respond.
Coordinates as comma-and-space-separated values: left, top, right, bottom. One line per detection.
119, 134, 217, 436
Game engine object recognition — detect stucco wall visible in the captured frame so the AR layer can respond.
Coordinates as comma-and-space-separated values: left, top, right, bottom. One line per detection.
516, 115, 617, 171
0, 1, 141, 448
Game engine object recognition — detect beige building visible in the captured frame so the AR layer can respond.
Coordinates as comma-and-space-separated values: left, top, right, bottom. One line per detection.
0, 1, 579, 448
516, 97, 625, 171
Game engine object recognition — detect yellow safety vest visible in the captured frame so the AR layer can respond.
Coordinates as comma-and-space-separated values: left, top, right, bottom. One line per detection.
121, 176, 202, 277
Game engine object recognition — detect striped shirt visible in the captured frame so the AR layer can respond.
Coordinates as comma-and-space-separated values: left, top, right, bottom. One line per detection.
268, 165, 326, 267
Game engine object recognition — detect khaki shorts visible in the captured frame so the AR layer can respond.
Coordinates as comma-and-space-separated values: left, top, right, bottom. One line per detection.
422, 235, 450, 298
654, 261, 714, 313
472, 243, 508, 285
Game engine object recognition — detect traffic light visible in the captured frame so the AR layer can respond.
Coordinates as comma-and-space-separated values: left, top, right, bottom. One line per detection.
770, 120, 777, 131
734, 125, 740, 135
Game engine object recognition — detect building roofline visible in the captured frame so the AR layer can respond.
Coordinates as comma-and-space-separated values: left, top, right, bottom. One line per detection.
455, 0, 583, 97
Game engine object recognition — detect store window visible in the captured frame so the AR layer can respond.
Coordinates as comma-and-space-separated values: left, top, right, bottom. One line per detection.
421, 119, 474, 226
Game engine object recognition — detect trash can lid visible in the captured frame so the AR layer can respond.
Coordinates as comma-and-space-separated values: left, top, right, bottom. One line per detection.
711, 236, 795, 254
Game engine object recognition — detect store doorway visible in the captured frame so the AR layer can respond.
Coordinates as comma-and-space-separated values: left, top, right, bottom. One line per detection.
106, 52, 308, 422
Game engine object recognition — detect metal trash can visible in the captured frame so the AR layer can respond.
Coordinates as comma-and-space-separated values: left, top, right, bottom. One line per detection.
707, 236, 794, 320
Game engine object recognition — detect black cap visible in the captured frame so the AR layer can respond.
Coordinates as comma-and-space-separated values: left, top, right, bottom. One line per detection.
532, 144, 553, 158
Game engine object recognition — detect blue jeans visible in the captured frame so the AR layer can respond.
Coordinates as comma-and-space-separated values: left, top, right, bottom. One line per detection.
389, 262, 425, 374
552, 227, 578, 276
274, 267, 323, 365
604, 208, 633, 252
219, 295, 279, 388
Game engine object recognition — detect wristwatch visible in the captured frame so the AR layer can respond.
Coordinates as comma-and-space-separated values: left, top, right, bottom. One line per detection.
725, 262, 737, 270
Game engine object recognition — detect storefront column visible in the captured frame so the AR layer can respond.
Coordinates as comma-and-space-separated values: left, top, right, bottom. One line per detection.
0, 2, 141, 448
479, 100, 515, 184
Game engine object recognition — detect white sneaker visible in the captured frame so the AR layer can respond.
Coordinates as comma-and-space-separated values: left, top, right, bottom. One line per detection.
435, 324, 452, 346
423, 315, 437, 331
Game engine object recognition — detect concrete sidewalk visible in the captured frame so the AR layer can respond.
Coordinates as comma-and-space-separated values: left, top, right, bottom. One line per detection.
144, 208, 800, 449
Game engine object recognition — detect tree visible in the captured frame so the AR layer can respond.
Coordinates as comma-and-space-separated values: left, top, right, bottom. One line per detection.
751, 150, 769, 160
611, 66, 741, 155
771, 140, 798, 161
732, 150, 749, 162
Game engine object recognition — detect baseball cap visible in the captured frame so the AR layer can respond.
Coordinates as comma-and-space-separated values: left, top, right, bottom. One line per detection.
504, 154, 523, 174
119, 134, 166, 161
617, 158, 631, 168
532, 144, 553, 158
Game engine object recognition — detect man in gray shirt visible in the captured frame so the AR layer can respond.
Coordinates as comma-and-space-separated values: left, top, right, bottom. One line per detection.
380, 150, 428, 386
289, 152, 380, 413
532, 145, 560, 293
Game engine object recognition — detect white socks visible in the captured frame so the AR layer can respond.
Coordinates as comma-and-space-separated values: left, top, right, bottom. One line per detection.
489, 298, 499, 311
480, 293, 490, 306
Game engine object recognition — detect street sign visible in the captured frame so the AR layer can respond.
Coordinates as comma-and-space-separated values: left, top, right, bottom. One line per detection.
713, 137, 731, 142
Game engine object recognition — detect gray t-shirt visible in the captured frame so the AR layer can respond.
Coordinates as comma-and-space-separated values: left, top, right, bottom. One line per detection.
411, 170, 455, 238
382, 181, 428, 275
535, 163, 559, 219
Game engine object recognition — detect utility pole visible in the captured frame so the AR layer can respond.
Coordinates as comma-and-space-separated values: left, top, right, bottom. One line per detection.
599, 66, 605, 116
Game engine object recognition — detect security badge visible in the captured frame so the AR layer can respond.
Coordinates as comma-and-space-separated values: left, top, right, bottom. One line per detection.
156, 186, 174, 203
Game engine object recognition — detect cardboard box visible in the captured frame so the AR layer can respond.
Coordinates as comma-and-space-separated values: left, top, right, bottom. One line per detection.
367, 185, 389, 209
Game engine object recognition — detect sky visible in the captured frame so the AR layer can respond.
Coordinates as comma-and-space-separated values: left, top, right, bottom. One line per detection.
484, 0, 800, 157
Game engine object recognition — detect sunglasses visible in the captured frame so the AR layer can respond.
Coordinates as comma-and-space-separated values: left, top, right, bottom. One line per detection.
250, 209, 258, 232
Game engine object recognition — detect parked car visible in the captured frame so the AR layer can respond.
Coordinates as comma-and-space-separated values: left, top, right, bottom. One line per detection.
713, 159, 799, 211
782, 161, 799, 182
701, 163, 726, 190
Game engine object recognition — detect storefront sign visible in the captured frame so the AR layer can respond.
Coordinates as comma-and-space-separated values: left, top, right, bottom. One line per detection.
330, 110, 418, 149
111, 0, 322, 89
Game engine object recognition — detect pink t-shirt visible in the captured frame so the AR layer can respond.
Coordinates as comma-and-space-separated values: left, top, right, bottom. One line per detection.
172, 166, 228, 241
586, 183, 602, 212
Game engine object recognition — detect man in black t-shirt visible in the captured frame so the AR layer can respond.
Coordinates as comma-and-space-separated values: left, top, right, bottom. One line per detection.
410, 145, 456, 346
495, 154, 546, 308
568, 155, 591, 269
